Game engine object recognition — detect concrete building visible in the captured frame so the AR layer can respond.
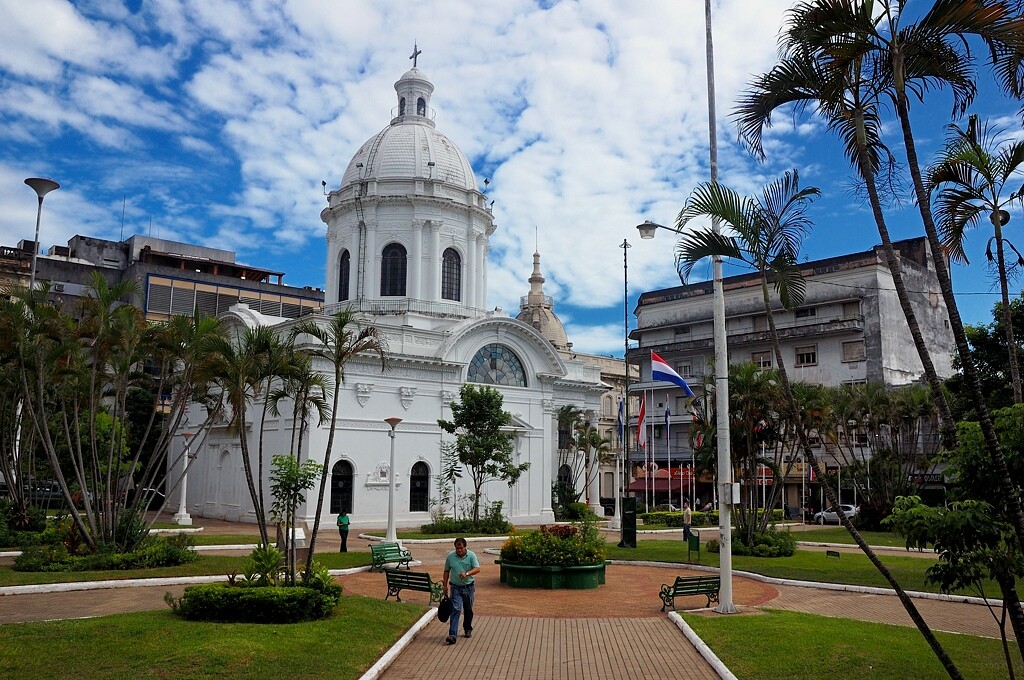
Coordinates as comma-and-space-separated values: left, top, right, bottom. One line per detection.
6, 234, 323, 321
627, 236, 955, 510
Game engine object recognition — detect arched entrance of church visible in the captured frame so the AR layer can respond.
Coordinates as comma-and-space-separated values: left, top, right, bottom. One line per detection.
330, 460, 354, 514
409, 461, 429, 512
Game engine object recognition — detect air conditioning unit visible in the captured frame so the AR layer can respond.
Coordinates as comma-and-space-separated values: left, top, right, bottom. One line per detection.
54, 283, 65, 292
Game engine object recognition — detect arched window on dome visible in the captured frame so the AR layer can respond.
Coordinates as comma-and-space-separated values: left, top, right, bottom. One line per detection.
441, 248, 461, 301
417, 97, 426, 116
338, 250, 350, 301
399, 97, 406, 116
467, 344, 527, 387
380, 243, 407, 297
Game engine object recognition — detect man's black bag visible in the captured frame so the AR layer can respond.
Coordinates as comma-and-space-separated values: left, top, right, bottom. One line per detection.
437, 595, 451, 622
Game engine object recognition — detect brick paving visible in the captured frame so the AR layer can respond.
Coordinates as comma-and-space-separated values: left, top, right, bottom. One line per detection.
0, 518, 1009, 679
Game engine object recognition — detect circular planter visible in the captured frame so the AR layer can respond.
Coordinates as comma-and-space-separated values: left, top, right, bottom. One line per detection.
499, 561, 607, 589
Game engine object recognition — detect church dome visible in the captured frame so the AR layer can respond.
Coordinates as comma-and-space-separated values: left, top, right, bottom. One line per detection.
339, 67, 478, 192
516, 250, 570, 351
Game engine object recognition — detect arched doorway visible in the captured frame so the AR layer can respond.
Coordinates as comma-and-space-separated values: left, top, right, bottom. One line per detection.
409, 461, 429, 512
330, 460, 354, 514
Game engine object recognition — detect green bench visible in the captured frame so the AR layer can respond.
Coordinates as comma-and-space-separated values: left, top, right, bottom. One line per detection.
384, 569, 443, 603
659, 575, 721, 611
370, 542, 413, 572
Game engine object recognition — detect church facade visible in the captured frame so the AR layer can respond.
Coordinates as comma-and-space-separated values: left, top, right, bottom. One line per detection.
171, 62, 608, 529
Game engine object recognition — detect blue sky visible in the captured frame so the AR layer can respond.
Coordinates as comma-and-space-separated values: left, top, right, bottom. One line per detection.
1, 0, 1019, 356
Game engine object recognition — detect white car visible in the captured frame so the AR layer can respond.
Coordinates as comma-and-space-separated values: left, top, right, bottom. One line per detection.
813, 504, 858, 525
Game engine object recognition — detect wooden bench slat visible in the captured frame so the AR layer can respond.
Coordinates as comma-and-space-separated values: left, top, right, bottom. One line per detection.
658, 575, 721, 611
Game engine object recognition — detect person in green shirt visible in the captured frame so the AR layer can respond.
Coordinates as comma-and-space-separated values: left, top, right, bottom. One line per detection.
442, 537, 480, 645
336, 511, 350, 553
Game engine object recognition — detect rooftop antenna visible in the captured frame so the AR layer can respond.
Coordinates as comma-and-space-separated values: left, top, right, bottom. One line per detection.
535, 226, 538, 251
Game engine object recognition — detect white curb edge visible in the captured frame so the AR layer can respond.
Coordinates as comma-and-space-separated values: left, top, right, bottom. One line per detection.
668, 611, 738, 680
358, 608, 437, 680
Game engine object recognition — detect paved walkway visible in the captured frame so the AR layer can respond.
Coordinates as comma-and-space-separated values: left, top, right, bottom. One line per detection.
0, 518, 1007, 679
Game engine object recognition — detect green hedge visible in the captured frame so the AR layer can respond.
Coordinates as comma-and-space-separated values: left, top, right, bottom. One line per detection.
13, 534, 197, 572
707, 528, 796, 557
640, 508, 785, 528
170, 582, 343, 623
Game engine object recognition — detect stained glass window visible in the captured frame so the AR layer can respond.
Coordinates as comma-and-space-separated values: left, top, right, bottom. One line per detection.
467, 344, 527, 387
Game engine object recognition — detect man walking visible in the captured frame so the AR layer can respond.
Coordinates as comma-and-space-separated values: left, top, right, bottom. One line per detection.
442, 537, 480, 645
682, 500, 692, 542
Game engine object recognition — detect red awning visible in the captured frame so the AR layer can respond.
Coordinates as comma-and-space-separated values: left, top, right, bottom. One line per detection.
626, 478, 691, 493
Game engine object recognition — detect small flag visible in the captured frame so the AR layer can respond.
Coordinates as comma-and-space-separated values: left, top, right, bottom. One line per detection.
651, 351, 695, 398
637, 396, 647, 449
809, 464, 816, 482
695, 431, 704, 448
617, 398, 625, 444
664, 406, 671, 427
754, 418, 768, 432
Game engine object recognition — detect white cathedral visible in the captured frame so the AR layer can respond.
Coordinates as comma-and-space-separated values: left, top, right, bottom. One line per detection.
171, 62, 609, 529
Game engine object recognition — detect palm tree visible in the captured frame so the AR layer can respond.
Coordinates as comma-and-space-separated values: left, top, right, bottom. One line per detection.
208, 325, 280, 546
675, 170, 964, 679
291, 309, 388, 577
929, 115, 1024, 403
734, 30, 959, 447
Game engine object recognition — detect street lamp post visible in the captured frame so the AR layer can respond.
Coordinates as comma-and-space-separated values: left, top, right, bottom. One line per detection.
612, 238, 631, 535
384, 417, 403, 543
636, 218, 734, 612
24, 177, 60, 292
173, 432, 195, 526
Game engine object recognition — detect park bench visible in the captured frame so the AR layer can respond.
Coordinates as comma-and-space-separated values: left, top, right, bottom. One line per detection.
370, 542, 413, 572
384, 569, 443, 603
659, 575, 721, 611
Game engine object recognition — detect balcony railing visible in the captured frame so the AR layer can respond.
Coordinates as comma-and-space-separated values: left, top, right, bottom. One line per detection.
324, 298, 484, 320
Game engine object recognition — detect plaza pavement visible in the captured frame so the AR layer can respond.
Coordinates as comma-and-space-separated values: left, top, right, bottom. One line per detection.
0, 518, 1005, 679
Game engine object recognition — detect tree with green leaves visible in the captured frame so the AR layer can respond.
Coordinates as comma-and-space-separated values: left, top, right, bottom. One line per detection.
438, 384, 528, 522
269, 454, 321, 585
290, 309, 388, 577
676, 168, 959, 676
929, 115, 1024, 403
947, 298, 1024, 420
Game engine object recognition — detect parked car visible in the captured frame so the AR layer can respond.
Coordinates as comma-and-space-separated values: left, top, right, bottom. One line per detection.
813, 504, 858, 525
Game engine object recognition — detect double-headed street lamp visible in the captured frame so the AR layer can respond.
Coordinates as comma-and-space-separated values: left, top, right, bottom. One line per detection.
24, 177, 60, 292
636, 218, 736, 614
384, 417, 403, 543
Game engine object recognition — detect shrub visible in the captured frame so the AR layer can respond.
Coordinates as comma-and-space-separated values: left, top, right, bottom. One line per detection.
706, 528, 796, 557
640, 510, 720, 527
421, 501, 511, 535
168, 581, 343, 623
500, 519, 606, 567
13, 534, 197, 572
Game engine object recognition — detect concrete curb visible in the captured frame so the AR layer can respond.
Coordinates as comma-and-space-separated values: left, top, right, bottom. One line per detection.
0, 565, 374, 596
357, 533, 508, 544
668, 611, 738, 680
358, 608, 437, 680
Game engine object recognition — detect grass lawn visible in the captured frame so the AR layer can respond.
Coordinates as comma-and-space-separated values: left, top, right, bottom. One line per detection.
0, 594, 425, 679
190, 534, 261, 546
685, 608, 1021, 679
604, 541, 987, 596
792, 526, 928, 549
0, 551, 372, 587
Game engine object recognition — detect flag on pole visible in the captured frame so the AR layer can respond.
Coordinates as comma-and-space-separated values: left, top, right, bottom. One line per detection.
651, 351, 695, 398
809, 463, 816, 482
664, 406, 671, 427
637, 394, 647, 449
617, 398, 625, 445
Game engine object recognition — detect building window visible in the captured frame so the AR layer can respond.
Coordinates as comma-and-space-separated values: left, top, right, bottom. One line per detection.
677, 362, 692, 378
795, 307, 817, 319
339, 250, 350, 301
417, 97, 426, 116
795, 345, 818, 367
330, 460, 354, 514
843, 301, 861, 319
442, 248, 461, 301
751, 350, 773, 369
409, 461, 429, 512
674, 326, 690, 339
467, 343, 528, 387
842, 339, 866, 362
399, 97, 406, 116
380, 243, 407, 296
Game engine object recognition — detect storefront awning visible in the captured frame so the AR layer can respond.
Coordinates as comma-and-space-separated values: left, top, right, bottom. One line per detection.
626, 478, 691, 493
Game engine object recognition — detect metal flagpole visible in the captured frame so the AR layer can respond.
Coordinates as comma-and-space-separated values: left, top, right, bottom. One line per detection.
666, 403, 672, 509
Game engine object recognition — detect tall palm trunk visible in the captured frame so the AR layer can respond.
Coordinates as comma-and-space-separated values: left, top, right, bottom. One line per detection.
302, 362, 341, 580
760, 275, 964, 680
992, 217, 1023, 403
235, 397, 269, 547
849, 110, 958, 446
894, 86, 1024, 561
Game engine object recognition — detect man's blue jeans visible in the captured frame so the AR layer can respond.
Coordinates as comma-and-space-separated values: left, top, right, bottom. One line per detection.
448, 582, 475, 638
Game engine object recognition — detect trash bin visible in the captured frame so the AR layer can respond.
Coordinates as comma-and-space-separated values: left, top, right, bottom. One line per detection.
687, 534, 700, 561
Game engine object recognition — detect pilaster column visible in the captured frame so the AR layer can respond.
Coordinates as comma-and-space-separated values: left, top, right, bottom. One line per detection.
363, 223, 378, 298
410, 220, 423, 299
466, 229, 477, 308
475, 235, 486, 309
429, 221, 441, 301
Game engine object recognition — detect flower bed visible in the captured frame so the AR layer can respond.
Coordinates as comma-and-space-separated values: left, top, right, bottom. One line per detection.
498, 521, 607, 589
